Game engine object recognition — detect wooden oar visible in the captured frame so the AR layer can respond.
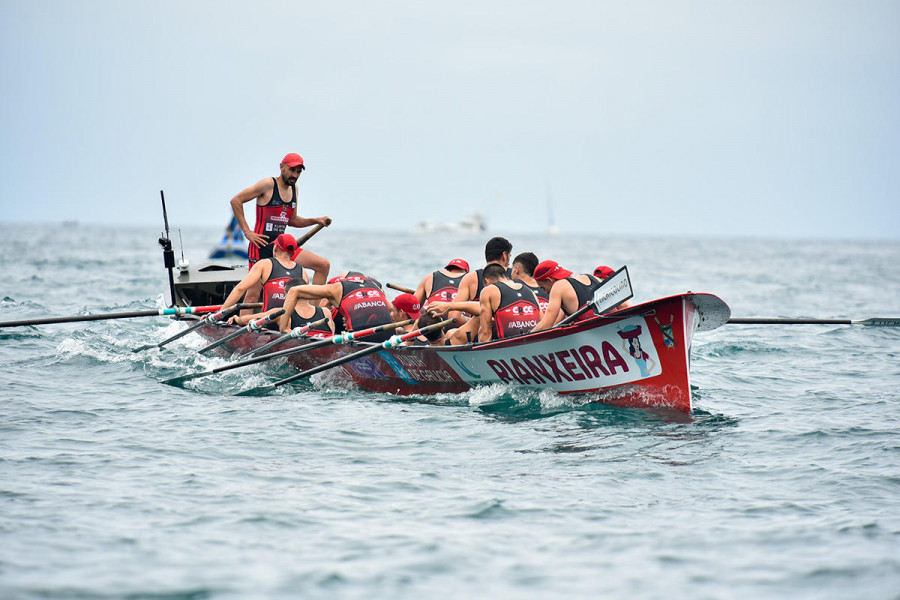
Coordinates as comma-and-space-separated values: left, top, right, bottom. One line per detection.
727, 317, 900, 326
133, 302, 263, 352
162, 319, 413, 386
197, 309, 285, 354
295, 218, 332, 248
386, 283, 415, 294
237, 318, 455, 396
237, 317, 329, 358
0, 303, 235, 329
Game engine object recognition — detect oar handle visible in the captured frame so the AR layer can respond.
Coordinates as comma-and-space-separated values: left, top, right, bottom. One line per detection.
386, 283, 415, 294
339, 319, 413, 343
295, 219, 331, 247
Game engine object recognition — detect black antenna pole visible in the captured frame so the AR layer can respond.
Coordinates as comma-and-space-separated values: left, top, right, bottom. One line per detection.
159, 190, 177, 308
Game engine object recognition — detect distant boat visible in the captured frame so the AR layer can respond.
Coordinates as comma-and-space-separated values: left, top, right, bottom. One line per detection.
546, 187, 560, 235
209, 216, 249, 260
414, 212, 486, 234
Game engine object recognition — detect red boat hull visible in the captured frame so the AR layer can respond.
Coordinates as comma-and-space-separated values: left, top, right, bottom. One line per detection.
191, 293, 729, 414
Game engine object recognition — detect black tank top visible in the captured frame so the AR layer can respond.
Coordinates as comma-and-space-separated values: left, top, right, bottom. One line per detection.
425, 270, 463, 304
289, 305, 333, 338
262, 257, 302, 312
490, 281, 540, 339
473, 266, 513, 300
567, 275, 603, 317
250, 178, 296, 264
516, 280, 550, 313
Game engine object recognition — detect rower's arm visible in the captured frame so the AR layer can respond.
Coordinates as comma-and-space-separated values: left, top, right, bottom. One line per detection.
230, 307, 282, 326
222, 262, 267, 309
230, 178, 273, 247
278, 284, 339, 332
477, 289, 498, 342
287, 214, 332, 228
414, 273, 431, 305
428, 300, 481, 317
531, 285, 564, 332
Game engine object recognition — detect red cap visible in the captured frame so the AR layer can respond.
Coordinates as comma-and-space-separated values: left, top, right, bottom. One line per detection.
392, 293, 422, 320
445, 259, 470, 272
281, 153, 304, 168
533, 260, 573, 282
594, 265, 615, 279
274, 233, 297, 254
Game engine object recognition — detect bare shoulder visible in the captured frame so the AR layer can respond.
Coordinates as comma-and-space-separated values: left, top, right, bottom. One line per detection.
249, 177, 276, 205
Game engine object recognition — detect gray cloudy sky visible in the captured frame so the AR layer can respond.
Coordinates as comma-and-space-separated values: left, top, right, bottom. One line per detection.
1, 1, 897, 239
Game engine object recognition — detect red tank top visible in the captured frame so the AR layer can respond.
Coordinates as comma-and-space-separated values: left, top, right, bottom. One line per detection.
425, 270, 463, 305
250, 178, 296, 264
337, 275, 392, 332
262, 257, 302, 311
490, 281, 540, 339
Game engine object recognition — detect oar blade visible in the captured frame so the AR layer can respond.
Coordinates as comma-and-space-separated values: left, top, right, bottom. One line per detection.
235, 384, 278, 397
856, 317, 900, 327
161, 370, 213, 386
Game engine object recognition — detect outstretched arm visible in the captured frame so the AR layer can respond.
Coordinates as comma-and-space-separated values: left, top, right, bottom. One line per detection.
279, 284, 340, 332
222, 262, 267, 309
288, 214, 332, 228
427, 300, 481, 317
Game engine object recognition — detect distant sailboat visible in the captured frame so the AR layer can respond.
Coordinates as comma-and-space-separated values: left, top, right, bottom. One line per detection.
209, 216, 249, 260
547, 190, 560, 236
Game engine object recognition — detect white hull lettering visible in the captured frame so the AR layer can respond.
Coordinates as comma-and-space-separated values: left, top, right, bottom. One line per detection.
486, 343, 629, 385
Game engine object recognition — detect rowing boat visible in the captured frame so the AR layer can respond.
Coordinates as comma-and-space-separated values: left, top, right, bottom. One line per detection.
176, 284, 729, 413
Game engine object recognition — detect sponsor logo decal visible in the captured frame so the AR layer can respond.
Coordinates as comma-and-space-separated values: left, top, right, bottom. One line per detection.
453, 355, 481, 379
348, 356, 386, 379
378, 352, 417, 385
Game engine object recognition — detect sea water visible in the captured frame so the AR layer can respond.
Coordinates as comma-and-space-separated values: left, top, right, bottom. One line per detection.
1, 223, 898, 599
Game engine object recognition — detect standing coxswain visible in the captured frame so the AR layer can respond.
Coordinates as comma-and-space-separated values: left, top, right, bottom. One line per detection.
229, 153, 332, 298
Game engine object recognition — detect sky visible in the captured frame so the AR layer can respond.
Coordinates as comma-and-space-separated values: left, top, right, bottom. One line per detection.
1, 0, 898, 239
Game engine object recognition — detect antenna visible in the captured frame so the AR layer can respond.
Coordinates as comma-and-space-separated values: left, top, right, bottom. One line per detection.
158, 191, 177, 307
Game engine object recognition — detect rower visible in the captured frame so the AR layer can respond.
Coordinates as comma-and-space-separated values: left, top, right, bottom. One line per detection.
413, 259, 470, 307
477, 264, 541, 342
407, 311, 451, 346
278, 278, 335, 338
389, 293, 423, 334
430, 237, 512, 328
221, 233, 306, 329
454, 236, 513, 304
511, 252, 549, 314
531, 260, 608, 332
278, 271, 394, 342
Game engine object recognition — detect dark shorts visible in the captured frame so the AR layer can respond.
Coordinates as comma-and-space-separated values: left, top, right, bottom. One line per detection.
249, 243, 303, 266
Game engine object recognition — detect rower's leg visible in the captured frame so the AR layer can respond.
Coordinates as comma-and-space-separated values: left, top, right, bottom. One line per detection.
297, 249, 331, 285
